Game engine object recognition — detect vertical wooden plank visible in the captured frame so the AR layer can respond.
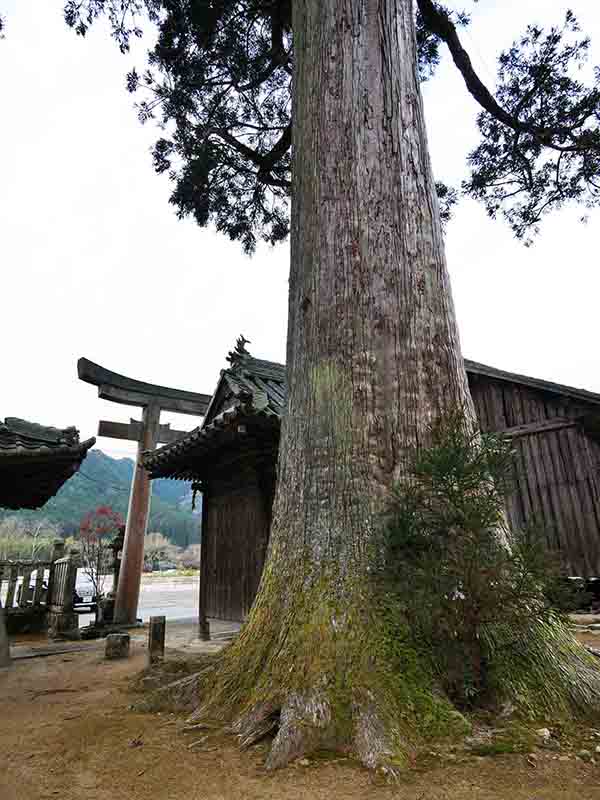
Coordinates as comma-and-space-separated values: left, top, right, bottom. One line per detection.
510, 387, 539, 529
467, 376, 487, 430
5, 564, 19, 609
560, 426, 597, 576
544, 428, 581, 575
519, 389, 560, 549
525, 382, 572, 565
19, 566, 32, 608
33, 566, 46, 607
198, 485, 210, 640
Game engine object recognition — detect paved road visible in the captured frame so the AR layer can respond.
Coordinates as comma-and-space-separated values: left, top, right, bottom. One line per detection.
138, 575, 200, 620
78, 574, 200, 625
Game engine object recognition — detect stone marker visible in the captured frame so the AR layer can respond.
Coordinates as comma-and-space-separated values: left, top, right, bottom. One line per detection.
105, 632, 130, 660
148, 616, 166, 666
0, 604, 10, 667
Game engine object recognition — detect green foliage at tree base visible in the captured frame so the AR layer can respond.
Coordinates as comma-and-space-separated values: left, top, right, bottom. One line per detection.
383, 410, 600, 716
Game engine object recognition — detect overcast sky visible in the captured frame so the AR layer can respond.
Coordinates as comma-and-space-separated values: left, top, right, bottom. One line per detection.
1, 1, 599, 460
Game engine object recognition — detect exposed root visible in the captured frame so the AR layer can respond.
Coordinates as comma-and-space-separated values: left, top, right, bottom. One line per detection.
266, 691, 339, 770
485, 616, 600, 718
354, 701, 406, 774
136, 667, 211, 713
231, 702, 280, 749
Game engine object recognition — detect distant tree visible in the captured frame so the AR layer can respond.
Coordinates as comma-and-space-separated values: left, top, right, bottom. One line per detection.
144, 531, 181, 569
62, 0, 600, 771
0, 517, 61, 561
180, 543, 201, 570
79, 506, 124, 621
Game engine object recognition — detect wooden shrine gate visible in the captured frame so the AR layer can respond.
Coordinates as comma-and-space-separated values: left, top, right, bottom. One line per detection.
77, 358, 211, 624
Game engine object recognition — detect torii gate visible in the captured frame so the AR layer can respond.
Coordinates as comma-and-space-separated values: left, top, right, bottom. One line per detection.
78, 358, 211, 625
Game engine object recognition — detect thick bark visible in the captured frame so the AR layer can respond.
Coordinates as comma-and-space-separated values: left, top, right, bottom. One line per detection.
284, 0, 473, 565
254, 0, 474, 767
147, 0, 600, 770
159, 0, 473, 769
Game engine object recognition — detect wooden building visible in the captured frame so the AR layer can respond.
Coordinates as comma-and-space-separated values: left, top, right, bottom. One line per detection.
144, 348, 600, 624
0, 417, 95, 510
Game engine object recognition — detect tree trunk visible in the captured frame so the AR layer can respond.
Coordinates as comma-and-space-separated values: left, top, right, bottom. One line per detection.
265, 0, 474, 766
158, 0, 472, 768
150, 0, 600, 770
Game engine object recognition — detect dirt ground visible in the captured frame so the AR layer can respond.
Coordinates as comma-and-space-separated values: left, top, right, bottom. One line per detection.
2, 640, 600, 800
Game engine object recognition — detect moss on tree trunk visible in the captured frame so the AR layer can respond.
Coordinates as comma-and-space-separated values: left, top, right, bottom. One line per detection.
145, 0, 600, 771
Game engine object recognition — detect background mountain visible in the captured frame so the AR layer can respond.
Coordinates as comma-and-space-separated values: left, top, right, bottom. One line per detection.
0, 449, 201, 547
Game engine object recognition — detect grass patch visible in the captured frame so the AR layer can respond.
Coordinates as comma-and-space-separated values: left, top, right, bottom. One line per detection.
468, 724, 537, 757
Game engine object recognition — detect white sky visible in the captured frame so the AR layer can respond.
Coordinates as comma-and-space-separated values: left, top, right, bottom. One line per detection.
1, 1, 599, 460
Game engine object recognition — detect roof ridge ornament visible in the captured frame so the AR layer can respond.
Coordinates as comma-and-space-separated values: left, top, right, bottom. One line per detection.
226, 334, 252, 367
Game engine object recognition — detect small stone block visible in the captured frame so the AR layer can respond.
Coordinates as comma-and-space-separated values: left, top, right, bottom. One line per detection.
105, 633, 130, 660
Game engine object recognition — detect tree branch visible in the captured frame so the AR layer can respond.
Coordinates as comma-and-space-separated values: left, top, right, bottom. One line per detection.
214, 125, 291, 189
416, 0, 600, 153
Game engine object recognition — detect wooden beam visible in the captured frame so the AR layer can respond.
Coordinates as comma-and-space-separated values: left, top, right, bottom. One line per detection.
500, 417, 578, 439
158, 425, 191, 444
98, 420, 140, 442
78, 357, 211, 415
98, 420, 190, 445
97, 384, 209, 416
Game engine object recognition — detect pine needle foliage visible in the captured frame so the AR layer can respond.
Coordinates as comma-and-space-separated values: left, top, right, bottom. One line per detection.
61, 2, 600, 248
383, 411, 596, 710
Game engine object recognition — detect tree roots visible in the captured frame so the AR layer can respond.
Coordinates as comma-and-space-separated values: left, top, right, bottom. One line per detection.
133, 615, 600, 773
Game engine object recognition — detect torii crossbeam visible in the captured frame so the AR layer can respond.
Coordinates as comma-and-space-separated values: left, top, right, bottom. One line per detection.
78, 358, 211, 625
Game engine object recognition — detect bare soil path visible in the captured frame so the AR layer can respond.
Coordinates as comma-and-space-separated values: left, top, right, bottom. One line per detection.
2, 639, 600, 800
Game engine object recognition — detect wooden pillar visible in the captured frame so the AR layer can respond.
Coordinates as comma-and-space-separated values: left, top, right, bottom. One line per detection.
198, 486, 210, 641
0, 600, 10, 667
114, 402, 161, 625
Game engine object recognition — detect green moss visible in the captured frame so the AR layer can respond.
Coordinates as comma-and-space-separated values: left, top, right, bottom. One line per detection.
469, 723, 536, 757
482, 615, 600, 719
132, 558, 600, 771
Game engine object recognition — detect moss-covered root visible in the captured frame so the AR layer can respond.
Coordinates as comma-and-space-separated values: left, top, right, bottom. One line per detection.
136, 668, 211, 713
486, 616, 600, 718
232, 690, 404, 774
353, 702, 402, 772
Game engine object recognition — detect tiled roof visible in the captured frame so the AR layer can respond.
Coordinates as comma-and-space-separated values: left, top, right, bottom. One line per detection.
465, 360, 600, 407
144, 352, 600, 481
0, 417, 95, 510
144, 354, 284, 480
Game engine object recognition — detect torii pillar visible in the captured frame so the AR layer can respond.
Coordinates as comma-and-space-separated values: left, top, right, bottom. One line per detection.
78, 358, 211, 625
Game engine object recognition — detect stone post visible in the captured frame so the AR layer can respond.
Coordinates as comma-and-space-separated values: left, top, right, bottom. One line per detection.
46, 539, 66, 612
148, 615, 166, 666
47, 550, 80, 641
105, 632, 130, 659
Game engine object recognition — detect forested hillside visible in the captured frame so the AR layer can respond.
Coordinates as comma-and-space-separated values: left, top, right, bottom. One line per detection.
0, 449, 200, 547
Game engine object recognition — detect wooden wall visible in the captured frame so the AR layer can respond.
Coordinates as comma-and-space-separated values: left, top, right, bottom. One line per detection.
201, 376, 600, 622
468, 374, 600, 577
201, 462, 274, 621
